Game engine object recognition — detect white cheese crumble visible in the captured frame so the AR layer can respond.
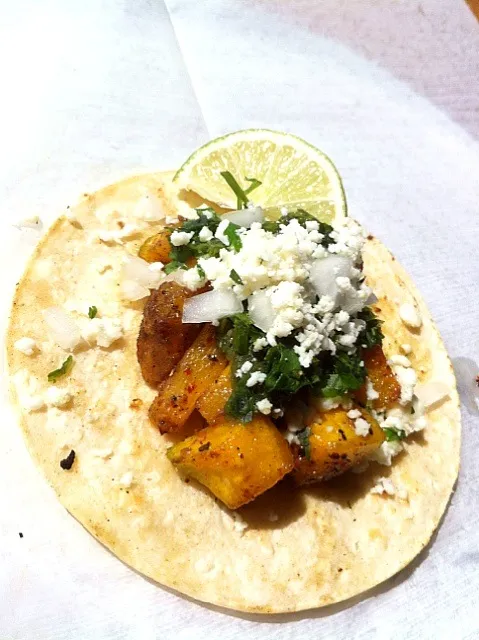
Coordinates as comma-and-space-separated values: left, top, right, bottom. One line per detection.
93, 225, 140, 245
119, 472, 133, 488
170, 230, 193, 246
256, 398, 273, 415
400, 343, 412, 355
246, 371, 267, 387
14, 215, 43, 230
182, 268, 205, 291
214, 219, 231, 245
369, 440, 403, 466
253, 337, 268, 352
22, 394, 45, 412
81, 318, 124, 348
354, 417, 370, 437
371, 477, 396, 496
399, 303, 422, 329
45, 386, 72, 408
389, 355, 411, 368
393, 365, 417, 405
366, 378, 379, 401
236, 360, 253, 377
199, 226, 213, 242
347, 409, 361, 420
14, 337, 37, 356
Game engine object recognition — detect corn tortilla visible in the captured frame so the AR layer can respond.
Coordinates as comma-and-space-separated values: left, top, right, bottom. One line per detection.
7, 172, 460, 613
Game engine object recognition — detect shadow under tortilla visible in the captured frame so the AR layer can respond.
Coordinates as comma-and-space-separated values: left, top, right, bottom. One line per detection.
452, 357, 479, 417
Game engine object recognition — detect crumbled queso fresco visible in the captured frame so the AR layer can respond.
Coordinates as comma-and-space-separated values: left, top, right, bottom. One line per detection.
183, 216, 372, 368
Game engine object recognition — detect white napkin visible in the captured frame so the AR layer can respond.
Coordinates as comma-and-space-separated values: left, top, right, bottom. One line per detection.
1, 0, 479, 638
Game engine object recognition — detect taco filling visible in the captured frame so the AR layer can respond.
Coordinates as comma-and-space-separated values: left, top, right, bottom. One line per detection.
135, 173, 445, 509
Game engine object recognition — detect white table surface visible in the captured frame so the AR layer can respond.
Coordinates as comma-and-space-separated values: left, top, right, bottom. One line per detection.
1, 1, 479, 638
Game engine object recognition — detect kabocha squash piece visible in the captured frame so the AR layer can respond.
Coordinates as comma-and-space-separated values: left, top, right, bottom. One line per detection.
292, 406, 385, 485
167, 415, 294, 509
137, 282, 201, 388
196, 366, 233, 424
139, 231, 172, 264
149, 325, 228, 433
355, 345, 401, 409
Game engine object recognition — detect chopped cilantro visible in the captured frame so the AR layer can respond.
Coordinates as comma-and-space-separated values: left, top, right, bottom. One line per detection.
47, 355, 74, 383
298, 427, 312, 460
224, 223, 242, 251
358, 308, 383, 348
384, 427, 406, 442
220, 171, 262, 209
230, 269, 243, 285
197, 264, 206, 279
320, 351, 366, 398
88, 306, 97, 319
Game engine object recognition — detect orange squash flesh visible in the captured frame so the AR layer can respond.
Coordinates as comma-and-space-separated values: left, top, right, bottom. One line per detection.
196, 366, 233, 424
167, 415, 294, 509
355, 345, 401, 409
292, 406, 385, 485
149, 325, 228, 433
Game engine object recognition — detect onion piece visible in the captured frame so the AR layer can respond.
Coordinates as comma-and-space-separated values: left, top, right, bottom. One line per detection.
42, 307, 81, 351
414, 381, 450, 412
248, 289, 274, 332
134, 194, 164, 221
122, 256, 163, 290
182, 290, 242, 324
309, 255, 353, 303
121, 280, 150, 301
222, 206, 264, 227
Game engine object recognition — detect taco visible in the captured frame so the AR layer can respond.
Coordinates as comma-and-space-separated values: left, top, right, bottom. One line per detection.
7, 131, 460, 613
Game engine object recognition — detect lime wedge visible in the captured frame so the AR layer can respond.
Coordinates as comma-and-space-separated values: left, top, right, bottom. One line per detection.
173, 129, 346, 223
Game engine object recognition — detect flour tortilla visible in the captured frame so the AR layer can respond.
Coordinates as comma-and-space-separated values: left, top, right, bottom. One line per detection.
7, 172, 460, 613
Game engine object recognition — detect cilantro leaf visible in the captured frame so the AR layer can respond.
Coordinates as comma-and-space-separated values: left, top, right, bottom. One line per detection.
244, 177, 262, 198
298, 427, 312, 460
230, 269, 243, 285
321, 351, 366, 397
358, 308, 383, 348
225, 223, 242, 251
88, 306, 97, 319
48, 355, 74, 383
384, 427, 406, 442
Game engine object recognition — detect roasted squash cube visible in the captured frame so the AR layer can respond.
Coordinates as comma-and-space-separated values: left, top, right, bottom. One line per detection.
355, 345, 401, 409
167, 415, 294, 509
137, 282, 201, 388
138, 231, 172, 264
149, 325, 227, 433
196, 366, 233, 424
292, 406, 385, 485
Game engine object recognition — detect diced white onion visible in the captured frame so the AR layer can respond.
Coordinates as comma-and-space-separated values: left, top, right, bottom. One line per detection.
121, 280, 150, 301
42, 307, 81, 351
122, 256, 163, 290
134, 194, 164, 221
14, 216, 43, 231
414, 381, 450, 411
222, 206, 264, 227
248, 289, 274, 332
309, 255, 353, 303
182, 290, 242, 323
